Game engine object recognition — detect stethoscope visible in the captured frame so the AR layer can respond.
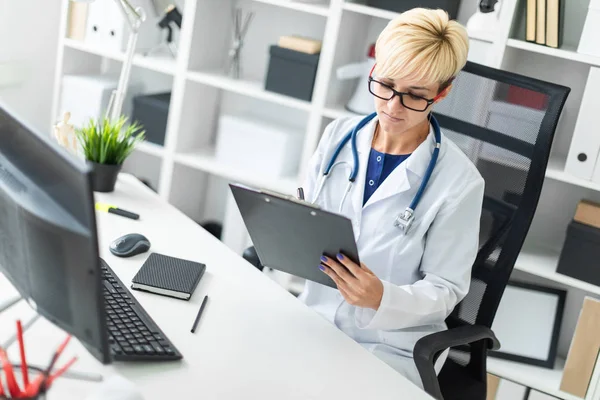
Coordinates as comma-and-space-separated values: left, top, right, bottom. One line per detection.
310, 111, 442, 235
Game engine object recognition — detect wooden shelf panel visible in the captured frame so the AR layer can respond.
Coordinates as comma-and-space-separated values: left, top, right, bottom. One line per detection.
342, 2, 398, 20
187, 70, 313, 112
136, 141, 165, 158
174, 146, 298, 194
252, 0, 330, 16
487, 357, 581, 400
545, 157, 600, 192
514, 245, 600, 296
63, 38, 177, 75
506, 39, 600, 68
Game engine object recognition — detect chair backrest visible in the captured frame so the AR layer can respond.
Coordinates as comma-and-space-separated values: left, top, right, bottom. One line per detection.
432, 61, 570, 330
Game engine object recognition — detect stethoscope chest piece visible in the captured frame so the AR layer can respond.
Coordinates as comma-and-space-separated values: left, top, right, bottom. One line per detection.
393, 208, 415, 234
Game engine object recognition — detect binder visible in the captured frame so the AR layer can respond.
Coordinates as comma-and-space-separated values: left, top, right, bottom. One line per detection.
67, 2, 88, 41
560, 297, 600, 397
578, 8, 600, 58
565, 67, 600, 180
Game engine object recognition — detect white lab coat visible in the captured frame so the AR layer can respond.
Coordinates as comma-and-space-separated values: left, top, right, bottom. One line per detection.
298, 115, 485, 389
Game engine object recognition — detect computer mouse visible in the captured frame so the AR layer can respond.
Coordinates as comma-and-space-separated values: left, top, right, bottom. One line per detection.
109, 233, 151, 258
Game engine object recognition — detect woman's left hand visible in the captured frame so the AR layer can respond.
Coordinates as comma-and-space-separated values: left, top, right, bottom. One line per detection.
320, 253, 384, 310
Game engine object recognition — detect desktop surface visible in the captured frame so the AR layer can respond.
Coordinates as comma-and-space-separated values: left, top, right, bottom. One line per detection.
0, 174, 433, 400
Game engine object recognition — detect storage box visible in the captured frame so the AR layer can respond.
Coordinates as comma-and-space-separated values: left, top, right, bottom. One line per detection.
215, 114, 304, 179
265, 45, 319, 101
131, 92, 171, 145
556, 220, 600, 286
574, 199, 600, 229
59, 74, 143, 128
366, 0, 461, 19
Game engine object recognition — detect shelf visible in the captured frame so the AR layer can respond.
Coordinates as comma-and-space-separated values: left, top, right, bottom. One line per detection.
187, 69, 313, 112
506, 39, 600, 68
487, 357, 580, 400
63, 38, 177, 75
514, 245, 600, 296
251, 0, 330, 16
322, 105, 363, 120
545, 157, 600, 192
136, 141, 165, 157
174, 147, 298, 194
342, 2, 398, 20
468, 29, 496, 43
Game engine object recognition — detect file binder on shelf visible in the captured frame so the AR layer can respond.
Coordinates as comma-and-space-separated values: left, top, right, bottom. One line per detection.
565, 67, 600, 181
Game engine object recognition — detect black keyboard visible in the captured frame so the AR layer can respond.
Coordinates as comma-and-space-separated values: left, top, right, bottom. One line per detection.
100, 259, 182, 361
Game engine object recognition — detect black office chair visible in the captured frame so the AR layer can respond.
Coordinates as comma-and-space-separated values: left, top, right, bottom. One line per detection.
242, 61, 570, 399
413, 61, 570, 399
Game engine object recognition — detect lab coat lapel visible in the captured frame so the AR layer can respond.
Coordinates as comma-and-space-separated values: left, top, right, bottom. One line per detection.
363, 124, 435, 209
348, 117, 378, 238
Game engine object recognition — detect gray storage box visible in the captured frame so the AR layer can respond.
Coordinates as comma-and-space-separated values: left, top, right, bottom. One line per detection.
366, 0, 461, 19
556, 220, 600, 286
131, 92, 171, 146
265, 45, 320, 101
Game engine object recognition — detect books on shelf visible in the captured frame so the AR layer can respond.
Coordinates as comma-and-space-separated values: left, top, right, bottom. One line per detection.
526, 0, 564, 48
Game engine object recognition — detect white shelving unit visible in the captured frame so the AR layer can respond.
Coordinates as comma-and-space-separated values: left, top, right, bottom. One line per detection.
50, 0, 600, 399
488, 357, 582, 400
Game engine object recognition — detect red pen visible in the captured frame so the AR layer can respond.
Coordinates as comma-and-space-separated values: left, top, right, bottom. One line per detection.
41, 334, 72, 392
0, 347, 21, 397
46, 356, 78, 387
16, 320, 29, 387
0, 366, 4, 396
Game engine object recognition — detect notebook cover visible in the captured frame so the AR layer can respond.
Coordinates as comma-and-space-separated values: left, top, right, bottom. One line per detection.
131, 253, 205, 300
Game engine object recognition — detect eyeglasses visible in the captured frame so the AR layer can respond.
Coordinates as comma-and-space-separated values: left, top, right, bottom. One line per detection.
368, 77, 435, 112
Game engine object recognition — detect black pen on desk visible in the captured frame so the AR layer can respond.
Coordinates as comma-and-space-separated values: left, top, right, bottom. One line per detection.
297, 187, 305, 201
191, 295, 208, 333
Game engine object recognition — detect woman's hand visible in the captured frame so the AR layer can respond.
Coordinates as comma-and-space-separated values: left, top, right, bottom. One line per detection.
320, 253, 384, 310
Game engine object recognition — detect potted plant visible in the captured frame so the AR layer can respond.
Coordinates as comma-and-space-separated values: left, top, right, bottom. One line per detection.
75, 116, 145, 193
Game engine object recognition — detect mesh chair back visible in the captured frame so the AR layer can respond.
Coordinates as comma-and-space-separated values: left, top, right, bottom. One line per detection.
432, 61, 570, 330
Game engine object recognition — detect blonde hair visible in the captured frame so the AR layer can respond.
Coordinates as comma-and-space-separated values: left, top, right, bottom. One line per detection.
374, 8, 469, 93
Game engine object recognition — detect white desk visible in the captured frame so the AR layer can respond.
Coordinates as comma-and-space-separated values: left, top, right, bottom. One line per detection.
0, 173, 433, 400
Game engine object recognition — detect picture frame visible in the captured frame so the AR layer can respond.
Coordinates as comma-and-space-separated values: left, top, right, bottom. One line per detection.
488, 280, 567, 368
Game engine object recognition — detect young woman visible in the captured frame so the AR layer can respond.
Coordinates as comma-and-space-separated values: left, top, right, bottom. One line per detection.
298, 8, 484, 389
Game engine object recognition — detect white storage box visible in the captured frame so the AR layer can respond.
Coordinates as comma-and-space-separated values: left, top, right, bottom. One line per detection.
84, 0, 160, 53
59, 74, 143, 128
215, 114, 304, 179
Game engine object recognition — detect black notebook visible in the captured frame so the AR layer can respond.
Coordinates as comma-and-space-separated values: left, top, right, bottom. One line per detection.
131, 253, 205, 300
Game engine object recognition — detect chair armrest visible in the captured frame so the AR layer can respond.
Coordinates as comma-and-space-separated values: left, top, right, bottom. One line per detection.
413, 325, 500, 399
242, 246, 264, 271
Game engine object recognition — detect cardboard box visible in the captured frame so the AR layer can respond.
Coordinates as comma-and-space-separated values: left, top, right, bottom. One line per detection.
574, 199, 600, 229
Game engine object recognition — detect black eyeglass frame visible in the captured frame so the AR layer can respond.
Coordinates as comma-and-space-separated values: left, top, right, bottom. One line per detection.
367, 76, 438, 112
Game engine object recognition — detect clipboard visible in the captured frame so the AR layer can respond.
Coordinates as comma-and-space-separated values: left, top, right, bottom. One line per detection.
229, 183, 360, 289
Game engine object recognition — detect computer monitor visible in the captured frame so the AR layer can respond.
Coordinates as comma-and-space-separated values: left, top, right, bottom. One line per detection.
0, 104, 110, 364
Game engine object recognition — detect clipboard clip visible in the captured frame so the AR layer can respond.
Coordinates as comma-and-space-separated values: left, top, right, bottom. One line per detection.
259, 188, 320, 209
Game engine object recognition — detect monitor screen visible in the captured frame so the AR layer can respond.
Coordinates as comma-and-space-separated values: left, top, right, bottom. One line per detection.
0, 104, 110, 364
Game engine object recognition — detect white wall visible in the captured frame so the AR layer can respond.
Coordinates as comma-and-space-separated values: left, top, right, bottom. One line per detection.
0, 0, 62, 133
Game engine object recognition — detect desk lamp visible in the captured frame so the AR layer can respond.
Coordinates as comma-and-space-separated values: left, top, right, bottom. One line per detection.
71, 0, 147, 122
153, 4, 183, 57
